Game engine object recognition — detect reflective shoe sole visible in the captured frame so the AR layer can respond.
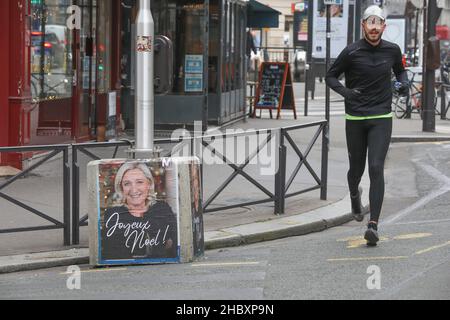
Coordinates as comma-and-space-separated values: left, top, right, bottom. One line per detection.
364, 228, 379, 247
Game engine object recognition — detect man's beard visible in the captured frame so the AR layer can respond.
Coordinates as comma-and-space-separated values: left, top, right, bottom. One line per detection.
364, 29, 383, 45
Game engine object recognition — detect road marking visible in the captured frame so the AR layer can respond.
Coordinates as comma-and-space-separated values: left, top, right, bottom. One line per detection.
337, 233, 431, 249
373, 259, 450, 299
436, 126, 450, 134
337, 236, 388, 249
60, 267, 128, 275
382, 163, 450, 225
393, 233, 432, 240
393, 218, 450, 226
414, 241, 450, 255
191, 262, 261, 268
327, 256, 408, 262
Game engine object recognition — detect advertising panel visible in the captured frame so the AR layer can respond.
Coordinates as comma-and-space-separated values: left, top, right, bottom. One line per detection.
312, 0, 349, 59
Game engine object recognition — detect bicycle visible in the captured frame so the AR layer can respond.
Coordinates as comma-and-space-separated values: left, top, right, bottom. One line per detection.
437, 62, 450, 119
392, 69, 438, 119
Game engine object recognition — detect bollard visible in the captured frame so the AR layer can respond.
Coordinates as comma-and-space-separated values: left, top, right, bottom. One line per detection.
88, 157, 204, 266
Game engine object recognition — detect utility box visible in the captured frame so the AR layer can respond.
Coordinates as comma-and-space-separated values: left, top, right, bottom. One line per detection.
88, 157, 204, 266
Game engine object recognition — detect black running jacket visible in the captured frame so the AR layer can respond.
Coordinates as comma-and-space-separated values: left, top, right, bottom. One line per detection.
326, 39, 408, 117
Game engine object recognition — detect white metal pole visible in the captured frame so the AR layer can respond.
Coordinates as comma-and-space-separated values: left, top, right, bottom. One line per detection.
135, 0, 155, 154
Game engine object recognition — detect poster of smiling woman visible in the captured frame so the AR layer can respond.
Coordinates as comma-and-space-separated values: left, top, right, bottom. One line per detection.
88, 157, 203, 266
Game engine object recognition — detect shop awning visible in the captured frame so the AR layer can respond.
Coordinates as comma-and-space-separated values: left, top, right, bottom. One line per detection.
247, 0, 281, 28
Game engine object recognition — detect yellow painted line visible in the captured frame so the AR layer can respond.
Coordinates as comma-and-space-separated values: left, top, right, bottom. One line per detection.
393, 233, 432, 240
60, 268, 128, 275
192, 262, 261, 268
337, 236, 389, 249
337, 233, 433, 249
337, 236, 366, 242
327, 256, 408, 262
415, 241, 450, 255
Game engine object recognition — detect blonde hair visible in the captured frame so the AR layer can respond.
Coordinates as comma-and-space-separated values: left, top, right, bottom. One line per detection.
113, 162, 156, 207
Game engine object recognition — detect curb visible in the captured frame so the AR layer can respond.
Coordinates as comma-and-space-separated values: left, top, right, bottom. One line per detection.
0, 196, 362, 275
204, 214, 356, 251
0, 249, 89, 274
205, 195, 357, 251
392, 135, 450, 143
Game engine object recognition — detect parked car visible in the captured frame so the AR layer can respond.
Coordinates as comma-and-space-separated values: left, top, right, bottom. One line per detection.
31, 30, 66, 70
45, 24, 69, 46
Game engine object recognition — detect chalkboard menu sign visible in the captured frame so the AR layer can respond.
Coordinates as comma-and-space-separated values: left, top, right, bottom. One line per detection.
252, 62, 297, 119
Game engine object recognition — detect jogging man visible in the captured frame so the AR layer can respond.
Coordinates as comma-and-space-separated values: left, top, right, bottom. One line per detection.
325, 5, 408, 246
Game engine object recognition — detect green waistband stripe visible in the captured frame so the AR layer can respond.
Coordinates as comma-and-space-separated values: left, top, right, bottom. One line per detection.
346, 113, 393, 121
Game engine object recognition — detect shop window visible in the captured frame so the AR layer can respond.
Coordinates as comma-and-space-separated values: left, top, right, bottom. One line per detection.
209, 0, 220, 93
96, 0, 112, 93
150, 0, 206, 95
30, 0, 74, 102
221, 1, 245, 93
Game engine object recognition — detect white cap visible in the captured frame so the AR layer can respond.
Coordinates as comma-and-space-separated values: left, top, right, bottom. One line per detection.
363, 5, 385, 21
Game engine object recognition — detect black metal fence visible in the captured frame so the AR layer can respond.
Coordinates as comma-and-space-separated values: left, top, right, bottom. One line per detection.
199, 121, 328, 215
1, 120, 328, 246
0, 145, 71, 245
276, 121, 328, 214
200, 128, 278, 214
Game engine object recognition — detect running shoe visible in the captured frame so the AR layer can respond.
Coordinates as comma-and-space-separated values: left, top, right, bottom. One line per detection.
364, 223, 379, 247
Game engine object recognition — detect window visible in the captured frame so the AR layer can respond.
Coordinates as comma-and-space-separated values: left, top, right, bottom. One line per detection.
96, 0, 112, 93
30, 0, 74, 102
152, 0, 206, 94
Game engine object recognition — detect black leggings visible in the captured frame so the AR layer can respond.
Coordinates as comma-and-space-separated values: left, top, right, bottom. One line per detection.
346, 118, 392, 223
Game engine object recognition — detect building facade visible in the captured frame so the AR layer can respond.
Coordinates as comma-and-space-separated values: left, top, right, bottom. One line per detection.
0, 0, 123, 168
0, 0, 249, 169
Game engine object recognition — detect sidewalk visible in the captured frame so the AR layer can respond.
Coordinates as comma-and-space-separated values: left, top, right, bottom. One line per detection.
1, 90, 450, 274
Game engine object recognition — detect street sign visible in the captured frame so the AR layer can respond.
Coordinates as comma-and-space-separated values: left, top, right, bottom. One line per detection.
324, 0, 343, 4
253, 62, 297, 120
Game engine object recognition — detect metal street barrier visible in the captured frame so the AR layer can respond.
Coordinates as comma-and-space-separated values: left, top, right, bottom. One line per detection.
200, 128, 278, 214
0, 145, 71, 246
198, 120, 328, 215
1, 120, 329, 247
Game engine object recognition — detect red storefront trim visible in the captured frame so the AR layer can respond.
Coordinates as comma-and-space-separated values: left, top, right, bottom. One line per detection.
1, 0, 123, 169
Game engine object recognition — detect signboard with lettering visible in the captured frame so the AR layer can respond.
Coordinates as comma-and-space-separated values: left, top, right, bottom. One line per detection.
253, 62, 297, 119
185, 55, 204, 92
293, 0, 309, 45
324, 0, 343, 4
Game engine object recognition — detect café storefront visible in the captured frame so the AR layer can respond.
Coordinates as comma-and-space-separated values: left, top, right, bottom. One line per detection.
0, 0, 122, 168
0, 0, 250, 168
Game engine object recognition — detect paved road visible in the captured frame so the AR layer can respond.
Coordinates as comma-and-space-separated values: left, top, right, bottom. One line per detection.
1, 142, 449, 301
